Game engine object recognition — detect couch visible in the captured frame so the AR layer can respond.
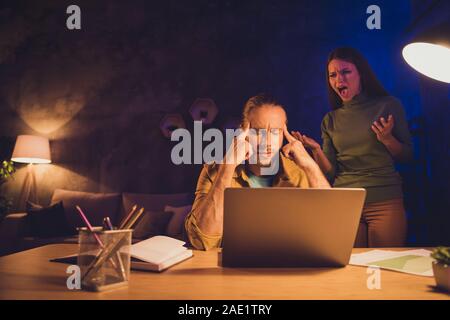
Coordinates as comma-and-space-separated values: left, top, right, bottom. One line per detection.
0, 189, 193, 256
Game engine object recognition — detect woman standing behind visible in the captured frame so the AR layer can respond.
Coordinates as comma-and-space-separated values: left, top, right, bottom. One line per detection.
294, 47, 413, 247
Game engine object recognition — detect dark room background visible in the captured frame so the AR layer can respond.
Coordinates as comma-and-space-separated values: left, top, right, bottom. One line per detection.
0, 0, 449, 245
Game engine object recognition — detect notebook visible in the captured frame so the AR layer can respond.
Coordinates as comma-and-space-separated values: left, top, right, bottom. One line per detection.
51, 235, 193, 272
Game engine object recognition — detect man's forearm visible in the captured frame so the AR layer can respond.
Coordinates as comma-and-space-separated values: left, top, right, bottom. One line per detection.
299, 160, 331, 188
194, 164, 235, 235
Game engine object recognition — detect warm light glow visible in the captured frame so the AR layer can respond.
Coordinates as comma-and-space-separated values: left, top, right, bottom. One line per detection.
11, 135, 52, 164
10, 157, 51, 164
402, 42, 450, 83
17, 99, 85, 136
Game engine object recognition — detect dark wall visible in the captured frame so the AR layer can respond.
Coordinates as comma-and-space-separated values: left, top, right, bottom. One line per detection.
0, 0, 448, 245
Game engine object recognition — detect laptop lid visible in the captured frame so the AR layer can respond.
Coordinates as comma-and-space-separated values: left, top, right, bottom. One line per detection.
222, 188, 366, 267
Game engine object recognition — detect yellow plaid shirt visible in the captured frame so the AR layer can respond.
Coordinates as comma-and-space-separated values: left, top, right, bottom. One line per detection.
185, 154, 310, 250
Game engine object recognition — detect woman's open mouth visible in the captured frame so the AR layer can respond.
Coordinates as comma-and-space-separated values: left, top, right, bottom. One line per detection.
337, 85, 349, 97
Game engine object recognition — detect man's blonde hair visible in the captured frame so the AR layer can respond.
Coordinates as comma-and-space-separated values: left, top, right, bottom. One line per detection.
240, 93, 287, 128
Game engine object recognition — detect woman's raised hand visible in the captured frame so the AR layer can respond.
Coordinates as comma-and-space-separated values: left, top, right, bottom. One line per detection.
372, 114, 395, 143
291, 130, 321, 151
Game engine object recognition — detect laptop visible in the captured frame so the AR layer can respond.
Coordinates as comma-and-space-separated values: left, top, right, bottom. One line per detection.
222, 188, 366, 268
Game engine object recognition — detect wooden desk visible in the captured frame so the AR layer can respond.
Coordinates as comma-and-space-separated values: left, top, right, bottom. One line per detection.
0, 244, 447, 299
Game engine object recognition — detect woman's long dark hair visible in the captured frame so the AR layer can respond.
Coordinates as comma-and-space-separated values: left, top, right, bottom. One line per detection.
326, 47, 389, 110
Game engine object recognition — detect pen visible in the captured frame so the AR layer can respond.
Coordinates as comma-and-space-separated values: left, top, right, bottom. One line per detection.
103, 216, 127, 281
103, 217, 114, 231
121, 207, 145, 230
76, 205, 104, 248
119, 204, 137, 229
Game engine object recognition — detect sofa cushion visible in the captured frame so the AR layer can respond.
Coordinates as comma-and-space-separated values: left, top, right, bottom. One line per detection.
51, 189, 122, 231
26, 201, 73, 238
121, 193, 193, 239
121, 192, 193, 221
132, 209, 174, 239
164, 204, 192, 239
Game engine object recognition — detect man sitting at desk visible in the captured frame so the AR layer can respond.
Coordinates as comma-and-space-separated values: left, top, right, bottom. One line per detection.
185, 94, 330, 250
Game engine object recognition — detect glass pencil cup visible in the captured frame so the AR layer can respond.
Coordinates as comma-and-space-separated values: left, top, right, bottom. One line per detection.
77, 227, 132, 292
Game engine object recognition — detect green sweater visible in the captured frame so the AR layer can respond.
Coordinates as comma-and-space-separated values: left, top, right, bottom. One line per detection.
321, 93, 413, 203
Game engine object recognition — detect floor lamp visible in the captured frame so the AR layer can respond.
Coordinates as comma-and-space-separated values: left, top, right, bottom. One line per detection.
11, 135, 51, 209
402, 22, 450, 83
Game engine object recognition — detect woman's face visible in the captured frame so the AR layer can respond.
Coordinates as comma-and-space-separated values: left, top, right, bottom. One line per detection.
328, 59, 361, 102
247, 105, 286, 166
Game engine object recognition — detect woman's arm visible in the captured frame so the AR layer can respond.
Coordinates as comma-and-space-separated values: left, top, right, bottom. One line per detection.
290, 114, 337, 180
292, 131, 333, 174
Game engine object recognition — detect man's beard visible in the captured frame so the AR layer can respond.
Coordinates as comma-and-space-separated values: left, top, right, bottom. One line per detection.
257, 152, 277, 167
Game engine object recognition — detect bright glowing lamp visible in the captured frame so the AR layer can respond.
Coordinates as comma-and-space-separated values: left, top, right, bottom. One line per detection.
402, 23, 450, 83
11, 135, 51, 164
402, 43, 450, 83
11, 135, 51, 208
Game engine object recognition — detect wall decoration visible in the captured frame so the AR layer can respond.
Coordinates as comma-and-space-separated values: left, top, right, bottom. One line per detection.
159, 114, 186, 139
189, 98, 218, 125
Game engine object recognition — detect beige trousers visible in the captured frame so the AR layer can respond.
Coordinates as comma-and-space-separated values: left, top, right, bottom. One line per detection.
354, 198, 407, 248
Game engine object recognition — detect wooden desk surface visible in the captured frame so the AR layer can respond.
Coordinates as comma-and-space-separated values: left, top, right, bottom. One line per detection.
0, 244, 447, 300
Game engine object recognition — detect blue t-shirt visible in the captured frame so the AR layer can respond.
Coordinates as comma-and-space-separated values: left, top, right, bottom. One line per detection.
246, 170, 275, 188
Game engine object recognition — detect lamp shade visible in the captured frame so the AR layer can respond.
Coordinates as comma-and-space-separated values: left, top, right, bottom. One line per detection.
402, 23, 450, 83
11, 135, 51, 164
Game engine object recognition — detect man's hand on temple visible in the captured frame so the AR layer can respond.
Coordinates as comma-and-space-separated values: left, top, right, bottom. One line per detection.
282, 125, 317, 169
283, 125, 330, 188
224, 124, 253, 167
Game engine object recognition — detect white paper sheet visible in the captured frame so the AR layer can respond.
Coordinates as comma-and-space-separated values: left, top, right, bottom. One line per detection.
349, 249, 434, 277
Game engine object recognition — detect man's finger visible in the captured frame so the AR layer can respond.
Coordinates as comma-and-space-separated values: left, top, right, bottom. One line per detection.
295, 138, 306, 150
283, 124, 295, 143
282, 144, 293, 158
